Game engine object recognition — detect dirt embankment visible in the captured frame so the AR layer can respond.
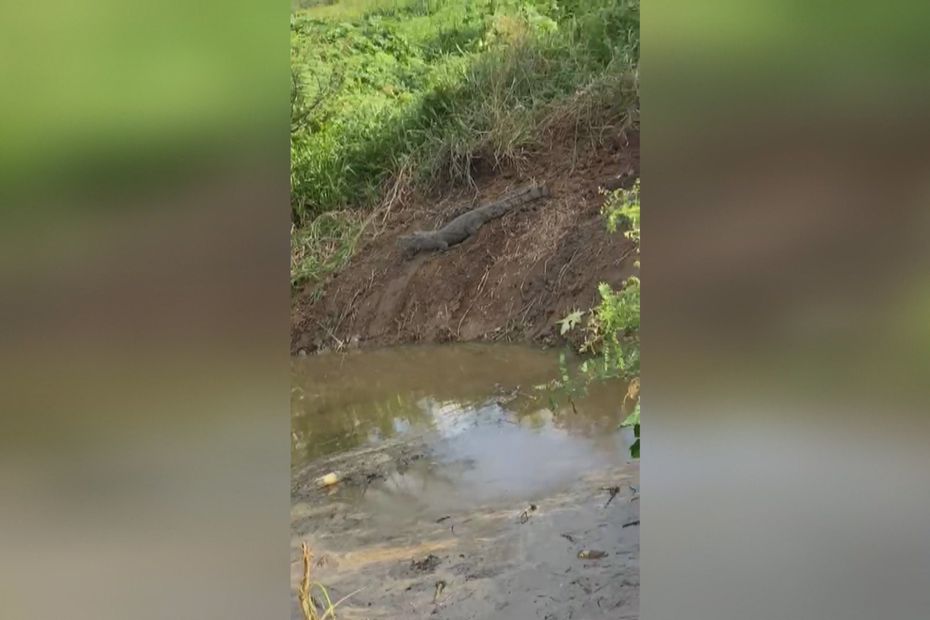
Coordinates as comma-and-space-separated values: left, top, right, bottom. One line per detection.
291, 133, 639, 354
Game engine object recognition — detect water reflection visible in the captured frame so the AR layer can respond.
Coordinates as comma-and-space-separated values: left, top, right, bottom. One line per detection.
291, 344, 628, 470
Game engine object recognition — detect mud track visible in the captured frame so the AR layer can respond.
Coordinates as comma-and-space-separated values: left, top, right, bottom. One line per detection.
291, 133, 639, 353
291, 440, 640, 620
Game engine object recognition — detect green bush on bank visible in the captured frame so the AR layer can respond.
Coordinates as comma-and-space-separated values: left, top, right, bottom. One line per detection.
556, 181, 640, 456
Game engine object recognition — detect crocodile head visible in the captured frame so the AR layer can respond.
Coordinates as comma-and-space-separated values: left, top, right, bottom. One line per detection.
397, 231, 445, 255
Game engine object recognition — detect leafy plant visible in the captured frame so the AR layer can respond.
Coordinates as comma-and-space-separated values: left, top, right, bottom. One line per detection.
557, 309, 585, 335
603, 178, 639, 240
584, 277, 640, 377
557, 181, 640, 457
620, 377, 640, 457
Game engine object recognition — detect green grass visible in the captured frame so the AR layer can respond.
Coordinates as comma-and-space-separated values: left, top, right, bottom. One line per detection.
291, 0, 639, 290
290, 211, 364, 290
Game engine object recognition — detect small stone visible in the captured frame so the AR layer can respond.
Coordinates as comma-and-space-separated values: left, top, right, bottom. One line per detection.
315, 472, 341, 488
577, 550, 609, 560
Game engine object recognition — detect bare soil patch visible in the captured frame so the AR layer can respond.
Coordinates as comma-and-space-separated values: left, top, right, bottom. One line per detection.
290, 133, 639, 353
291, 439, 640, 620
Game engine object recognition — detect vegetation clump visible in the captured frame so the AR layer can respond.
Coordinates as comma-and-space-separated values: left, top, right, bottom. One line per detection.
557, 181, 640, 456
297, 541, 363, 619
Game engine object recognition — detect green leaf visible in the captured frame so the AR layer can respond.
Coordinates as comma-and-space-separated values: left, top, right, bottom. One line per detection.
558, 309, 584, 335
629, 438, 639, 459
621, 404, 640, 427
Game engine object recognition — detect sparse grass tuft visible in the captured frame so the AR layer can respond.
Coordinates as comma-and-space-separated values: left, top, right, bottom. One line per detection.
291, 212, 364, 291
298, 541, 332, 620
297, 541, 364, 620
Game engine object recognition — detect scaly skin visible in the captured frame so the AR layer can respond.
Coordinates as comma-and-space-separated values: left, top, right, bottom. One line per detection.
397, 184, 550, 255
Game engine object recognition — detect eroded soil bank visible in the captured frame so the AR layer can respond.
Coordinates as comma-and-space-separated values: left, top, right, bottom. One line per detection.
290, 133, 639, 354
291, 345, 639, 619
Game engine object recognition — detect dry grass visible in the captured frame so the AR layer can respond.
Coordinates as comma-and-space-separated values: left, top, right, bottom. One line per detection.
297, 541, 365, 620
538, 70, 640, 148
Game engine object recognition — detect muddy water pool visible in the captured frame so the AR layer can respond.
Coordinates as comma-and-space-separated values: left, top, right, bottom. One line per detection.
291, 344, 639, 619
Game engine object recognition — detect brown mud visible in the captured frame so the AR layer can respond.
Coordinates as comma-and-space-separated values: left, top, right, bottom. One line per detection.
291, 457, 639, 619
290, 133, 639, 354
290, 345, 639, 619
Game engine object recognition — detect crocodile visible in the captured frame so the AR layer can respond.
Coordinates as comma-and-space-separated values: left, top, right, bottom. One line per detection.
397, 183, 550, 256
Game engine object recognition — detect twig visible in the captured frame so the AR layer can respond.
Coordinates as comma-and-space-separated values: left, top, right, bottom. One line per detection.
313, 319, 344, 350
616, 244, 638, 268
519, 295, 540, 326
298, 543, 313, 620
603, 485, 620, 508
327, 585, 369, 616
333, 286, 364, 337
457, 266, 492, 335
555, 248, 581, 290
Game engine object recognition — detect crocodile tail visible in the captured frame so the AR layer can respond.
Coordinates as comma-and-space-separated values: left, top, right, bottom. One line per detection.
482, 183, 550, 217
514, 183, 549, 205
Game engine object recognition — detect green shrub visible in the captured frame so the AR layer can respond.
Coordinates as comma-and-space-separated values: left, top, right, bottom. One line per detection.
580, 182, 640, 378
604, 179, 639, 240
556, 181, 640, 456
586, 278, 640, 377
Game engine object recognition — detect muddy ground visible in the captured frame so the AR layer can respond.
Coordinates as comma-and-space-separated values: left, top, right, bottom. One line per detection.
291, 434, 639, 620
291, 133, 639, 354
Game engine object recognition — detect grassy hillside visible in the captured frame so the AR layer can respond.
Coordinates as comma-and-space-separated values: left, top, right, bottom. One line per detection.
290, 0, 639, 288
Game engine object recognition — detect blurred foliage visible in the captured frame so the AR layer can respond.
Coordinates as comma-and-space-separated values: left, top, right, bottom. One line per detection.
1, 0, 286, 206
